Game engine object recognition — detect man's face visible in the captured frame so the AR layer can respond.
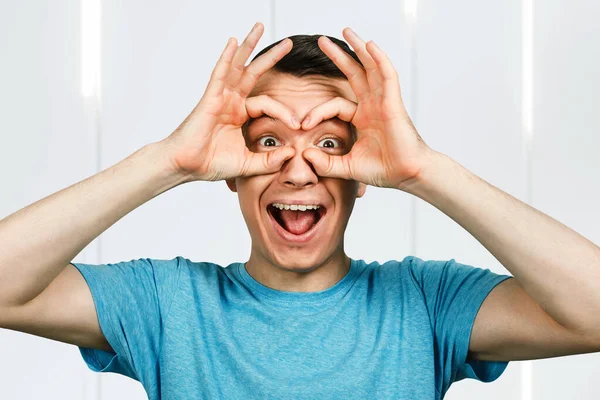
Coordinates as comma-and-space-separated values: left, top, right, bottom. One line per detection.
227, 71, 366, 272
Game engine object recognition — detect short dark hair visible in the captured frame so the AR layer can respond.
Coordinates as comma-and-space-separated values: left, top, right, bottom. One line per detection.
252, 34, 363, 79
244, 35, 360, 141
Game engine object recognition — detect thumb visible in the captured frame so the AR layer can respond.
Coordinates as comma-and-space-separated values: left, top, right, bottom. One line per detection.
303, 148, 351, 179
241, 146, 296, 177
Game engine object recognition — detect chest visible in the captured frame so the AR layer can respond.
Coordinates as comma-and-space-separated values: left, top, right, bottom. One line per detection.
160, 293, 437, 399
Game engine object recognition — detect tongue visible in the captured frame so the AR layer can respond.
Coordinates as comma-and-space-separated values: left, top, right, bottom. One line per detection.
279, 210, 318, 235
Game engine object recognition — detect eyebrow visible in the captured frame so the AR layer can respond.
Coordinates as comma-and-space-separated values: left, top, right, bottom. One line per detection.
246, 115, 277, 129
247, 115, 349, 129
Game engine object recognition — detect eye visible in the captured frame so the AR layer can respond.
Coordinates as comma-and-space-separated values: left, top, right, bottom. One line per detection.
258, 136, 281, 147
316, 138, 341, 149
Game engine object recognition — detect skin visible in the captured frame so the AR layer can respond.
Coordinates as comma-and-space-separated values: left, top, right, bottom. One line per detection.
163, 23, 430, 292
164, 22, 600, 362
227, 72, 366, 291
0, 21, 598, 365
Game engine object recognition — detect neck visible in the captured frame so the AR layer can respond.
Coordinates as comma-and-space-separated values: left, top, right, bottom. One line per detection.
245, 247, 351, 292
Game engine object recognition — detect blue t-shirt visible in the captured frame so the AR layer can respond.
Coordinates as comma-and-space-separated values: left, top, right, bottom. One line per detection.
71, 256, 512, 399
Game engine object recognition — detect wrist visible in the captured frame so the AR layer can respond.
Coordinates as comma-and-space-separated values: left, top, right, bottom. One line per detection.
135, 141, 195, 192
397, 149, 454, 202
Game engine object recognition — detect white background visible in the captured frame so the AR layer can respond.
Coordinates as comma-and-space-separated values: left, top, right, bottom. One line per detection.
1, 0, 599, 399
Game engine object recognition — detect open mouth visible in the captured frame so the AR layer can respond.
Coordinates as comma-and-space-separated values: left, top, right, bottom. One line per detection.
267, 203, 327, 237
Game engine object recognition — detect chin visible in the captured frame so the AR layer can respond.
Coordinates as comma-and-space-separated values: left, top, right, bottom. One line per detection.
272, 253, 323, 272
243, 194, 349, 273
266, 248, 335, 273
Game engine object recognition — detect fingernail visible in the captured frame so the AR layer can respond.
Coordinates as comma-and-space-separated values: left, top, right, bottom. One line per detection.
278, 38, 291, 48
346, 28, 361, 40
302, 117, 310, 128
291, 116, 300, 129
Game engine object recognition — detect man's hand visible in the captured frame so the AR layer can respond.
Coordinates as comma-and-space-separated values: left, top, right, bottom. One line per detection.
161, 22, 299, 182
302, 28, 433, 190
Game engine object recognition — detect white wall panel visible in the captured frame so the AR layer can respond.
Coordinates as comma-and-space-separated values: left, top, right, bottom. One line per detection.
98, 1, 272, 398
414, 1, 523, 398
0, 2, 97, 399
1, 1, 598, 399
531, 1, 600, 399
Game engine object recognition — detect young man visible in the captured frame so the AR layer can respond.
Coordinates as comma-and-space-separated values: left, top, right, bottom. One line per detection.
1, 22, 599, 399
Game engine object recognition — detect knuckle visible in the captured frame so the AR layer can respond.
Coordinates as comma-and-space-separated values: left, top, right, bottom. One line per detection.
347, 70, 362, 82
326, 156, 335, 175
344, 157, 354, 180
267, 53, 279, 64
231, 64, 245, 74
261, 153, 270, 169
244, 69, 260, 84
242, 154, 254, 176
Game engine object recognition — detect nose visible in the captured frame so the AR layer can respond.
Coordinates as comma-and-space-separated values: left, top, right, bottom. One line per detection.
277, 148, 318, 188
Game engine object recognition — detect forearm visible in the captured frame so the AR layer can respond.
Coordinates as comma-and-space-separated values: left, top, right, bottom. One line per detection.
0, 141, 189, 307
401, 150, 600, 335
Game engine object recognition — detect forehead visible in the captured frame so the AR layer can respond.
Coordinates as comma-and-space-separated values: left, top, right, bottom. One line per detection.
249, 71, 356, 119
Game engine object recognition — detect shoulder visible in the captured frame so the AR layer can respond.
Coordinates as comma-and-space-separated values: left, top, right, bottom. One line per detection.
159, 257, 240, 289
374, 255, 496, 281
103, 256, 232, 291
356, 256, 507, 294
144, 256, 227, 272
358, 255, 442, 271
356, 255, 441, 280
352, 256, 425, 294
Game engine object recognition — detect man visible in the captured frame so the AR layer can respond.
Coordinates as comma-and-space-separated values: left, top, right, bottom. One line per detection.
0, 22, 599, 399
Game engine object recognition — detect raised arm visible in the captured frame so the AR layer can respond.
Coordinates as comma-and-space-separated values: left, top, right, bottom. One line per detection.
0, 143, 186, 349
0, 22, 299, 350
304, 27, 600, 362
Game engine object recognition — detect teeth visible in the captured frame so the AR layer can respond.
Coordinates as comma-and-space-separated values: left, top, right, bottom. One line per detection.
271, 203, 320, 211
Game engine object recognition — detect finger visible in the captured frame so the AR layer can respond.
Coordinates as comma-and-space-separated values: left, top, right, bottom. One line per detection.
317, 36, 370, 100
246, 95, 300, 130
237, 38, 293, 97
365, 40, 402, 101
228, 22, 265, 85
242, 146, 296, 177
342, 28, 383, 94
204, 37, 238, 98
302, 148, 353, 180
301, 97, 357, 130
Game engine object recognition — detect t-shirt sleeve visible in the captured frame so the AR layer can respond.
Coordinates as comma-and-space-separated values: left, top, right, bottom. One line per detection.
405, 256, 513, 395
70, 256, 183, 382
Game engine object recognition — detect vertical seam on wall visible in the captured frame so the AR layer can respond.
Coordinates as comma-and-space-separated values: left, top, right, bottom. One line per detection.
94, 33, 103, 400
94, 3, 104, 399
408, 0, 418, 257
270, 0, 276, 41
521, 0, 534, 399
81, 0, 104, 397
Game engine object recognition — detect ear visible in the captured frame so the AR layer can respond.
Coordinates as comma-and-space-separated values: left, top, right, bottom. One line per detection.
357, 182, 366, 198
226, 178, 237, 193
